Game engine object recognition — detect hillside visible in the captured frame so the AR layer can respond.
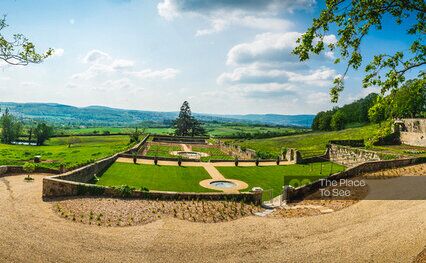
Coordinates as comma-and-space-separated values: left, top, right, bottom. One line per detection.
228, 124, 378, 158
0, 102, 315, 127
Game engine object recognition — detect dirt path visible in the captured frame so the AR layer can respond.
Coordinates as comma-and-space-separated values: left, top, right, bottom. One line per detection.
0, 173, 425, 262
181, 144, 191, 152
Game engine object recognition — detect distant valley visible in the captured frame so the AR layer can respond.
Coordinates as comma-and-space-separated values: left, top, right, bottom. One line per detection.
0, 102, 315, 127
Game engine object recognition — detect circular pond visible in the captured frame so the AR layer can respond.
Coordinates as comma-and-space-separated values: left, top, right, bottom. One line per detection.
209, 180, 237, 189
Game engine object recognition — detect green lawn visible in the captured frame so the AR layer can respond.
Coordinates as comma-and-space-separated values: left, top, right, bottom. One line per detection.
204, 123, 306, 138
191, 146, 234, 161
145, 144, 182, 158
227, 124, 378, 158
0, 135, 133, 169
97, 162, 214, 192
218, 162, 345, 198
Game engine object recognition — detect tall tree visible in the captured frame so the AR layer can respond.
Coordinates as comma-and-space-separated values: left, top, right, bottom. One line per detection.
0, 108, 22, 144
174, 101, 206, 136
174, 101, 193, 136
33, 122, 53, 146
293, 0, 425, 103
0, 16, 52, 65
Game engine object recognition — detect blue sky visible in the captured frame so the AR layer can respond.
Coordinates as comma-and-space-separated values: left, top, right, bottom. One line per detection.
0, 0, 418, 114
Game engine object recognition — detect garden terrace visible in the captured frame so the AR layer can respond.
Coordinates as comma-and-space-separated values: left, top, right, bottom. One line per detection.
96, 163, 215, 192
217, 162, 345, 199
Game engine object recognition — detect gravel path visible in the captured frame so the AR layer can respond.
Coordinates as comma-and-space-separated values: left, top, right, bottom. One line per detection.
0, 172, 425, 262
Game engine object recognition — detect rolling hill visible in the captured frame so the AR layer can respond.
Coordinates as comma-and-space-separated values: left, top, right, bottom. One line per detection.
0, 102, 315, 127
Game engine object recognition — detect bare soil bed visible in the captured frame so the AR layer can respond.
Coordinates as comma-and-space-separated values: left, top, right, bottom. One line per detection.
52, 197, 262, 226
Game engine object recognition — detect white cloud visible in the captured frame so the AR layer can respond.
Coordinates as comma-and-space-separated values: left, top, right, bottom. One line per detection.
195, 13, 293, 36
127, 68, 179, 80
111, 59, 135, 70
20, 81, 40, 88
218, 31, 338, 106
158, 0, 313, 35
52, 48, 65, 57
83, 50, 111, 64
158, 0, 180, 20
69, 19, 75, 25
226, 32, 301, 65
70, 50, 179, 91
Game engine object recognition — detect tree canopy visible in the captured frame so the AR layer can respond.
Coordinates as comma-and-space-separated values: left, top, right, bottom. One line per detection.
0, 108, 22, 144
312, 93, 378, 131
0, 15, 52, 65
293, 0, 425, 102
369, 78, 426, 122
174, 101, 206, 136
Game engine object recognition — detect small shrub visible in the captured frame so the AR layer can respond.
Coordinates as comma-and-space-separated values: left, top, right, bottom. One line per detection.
23, 162, 36, 181
114, 185, 135, 198
234, 157, 239, 167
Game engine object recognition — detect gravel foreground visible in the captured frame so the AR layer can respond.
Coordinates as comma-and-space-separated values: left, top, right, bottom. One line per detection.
0, 168, 425, 263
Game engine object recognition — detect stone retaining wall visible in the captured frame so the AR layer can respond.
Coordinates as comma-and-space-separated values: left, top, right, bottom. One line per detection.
285, 157, 425, 201
0, 165, 59, 176
217, 141, 257, 159
42, 179, 262, 205
328, 144, 383, 167
396, 118, 426, 147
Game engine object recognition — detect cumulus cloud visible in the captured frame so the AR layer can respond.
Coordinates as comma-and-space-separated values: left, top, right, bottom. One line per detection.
52, 48, 65, 57
217, 31, 338, 106
83, 50, 111, 64
127, 68, 180, 80
70, 50, 179, 90
158, 0, 315, 19
158, 0, 314, 35
226, 32, 301, 65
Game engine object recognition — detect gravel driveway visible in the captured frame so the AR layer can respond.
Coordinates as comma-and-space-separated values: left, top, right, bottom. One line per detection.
0, 173, 425, 263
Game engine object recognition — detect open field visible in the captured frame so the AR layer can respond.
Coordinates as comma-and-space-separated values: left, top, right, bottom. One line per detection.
97, 163, 214, 192
56, 127, 174, 136
56, 123, 307, 138
227, 124, 378, 158
371, 144, 426, 157
204, 123, 307, 138
145, 144, 183, 158
0, 136, 132, 169
217, 162, 345, 198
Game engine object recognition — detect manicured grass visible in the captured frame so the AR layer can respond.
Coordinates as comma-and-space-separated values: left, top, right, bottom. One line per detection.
191, 146, 234, 161
218, 162, 346, 198
0, 135, 133, 169
97, 162, 214, 192
145, 144, 182, 158
227, 124, 379, 158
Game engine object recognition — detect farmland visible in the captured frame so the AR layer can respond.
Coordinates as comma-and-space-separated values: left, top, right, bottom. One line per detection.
0, 135, 133, 169
227, 124, 379, 158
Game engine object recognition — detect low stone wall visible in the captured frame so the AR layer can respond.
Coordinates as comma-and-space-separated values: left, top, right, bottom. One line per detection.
328, 144, 383, 167
0, 165, 59, 176
396, 118, 426, 147
217, 141, 257, 160
43, 180, 262, 205
285, 157, 425, 201
119, 154, 202, 163
123, 134, 150, 154
152, 135, 208, 144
